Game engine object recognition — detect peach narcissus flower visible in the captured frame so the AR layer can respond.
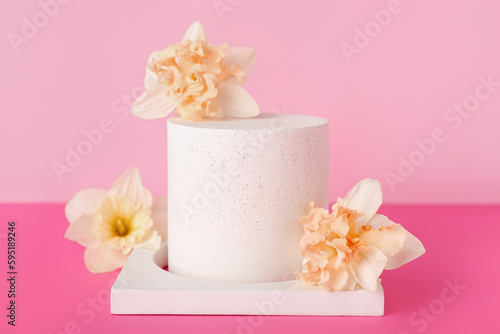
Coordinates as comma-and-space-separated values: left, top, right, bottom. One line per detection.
131, 21, 259, 121
64, 168, 167, 273
296, 179, 425, 291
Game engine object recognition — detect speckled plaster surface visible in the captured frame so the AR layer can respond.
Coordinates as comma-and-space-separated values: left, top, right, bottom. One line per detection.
167, 113, 330, 283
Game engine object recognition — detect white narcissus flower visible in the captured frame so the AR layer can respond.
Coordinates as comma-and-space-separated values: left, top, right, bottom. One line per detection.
131, 21, 259, 121
296, 179, 425, 291
64, 168, 167, 273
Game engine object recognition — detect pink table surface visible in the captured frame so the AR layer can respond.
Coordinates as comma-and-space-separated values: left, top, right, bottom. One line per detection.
1, 203, 498, 334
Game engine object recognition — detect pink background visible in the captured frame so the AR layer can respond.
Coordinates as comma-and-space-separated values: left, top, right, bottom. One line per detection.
1, 0, 500, 204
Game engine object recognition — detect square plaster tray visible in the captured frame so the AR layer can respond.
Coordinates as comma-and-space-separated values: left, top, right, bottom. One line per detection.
111, 246, 384, 316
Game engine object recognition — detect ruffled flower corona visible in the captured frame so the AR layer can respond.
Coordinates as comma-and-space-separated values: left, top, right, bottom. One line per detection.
295, 179, 425, 291
64, 168, 168, 273
131, 21, 259, 121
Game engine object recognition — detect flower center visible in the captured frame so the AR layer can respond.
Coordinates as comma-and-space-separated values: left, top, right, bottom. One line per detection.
345, 236, 368, 262
149, 39, 245, 120
93, 195, 152, 251
114, 219, 129, 237
346, 236, 359, 248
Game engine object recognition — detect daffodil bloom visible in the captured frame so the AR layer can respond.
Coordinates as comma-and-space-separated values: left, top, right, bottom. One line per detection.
64, 168, 167, 273
131, 21, 259, 121
296, 179, 425, 291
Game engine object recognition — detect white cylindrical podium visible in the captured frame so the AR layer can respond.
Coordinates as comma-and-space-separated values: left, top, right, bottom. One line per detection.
167, 113, 329, 283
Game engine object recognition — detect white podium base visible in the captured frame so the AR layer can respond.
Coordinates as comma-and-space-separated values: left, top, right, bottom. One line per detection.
111, 246, 384, 316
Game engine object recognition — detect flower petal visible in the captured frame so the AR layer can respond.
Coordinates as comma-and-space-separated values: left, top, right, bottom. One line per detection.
213, 83, 260, 118
64, 214, 97, 247
182, 21, 211, 44
365, 215, 425, 269
151, 196, 168, 241
295, 263, 322, 286
319, 261, 349, 291
223, 47, 256, 84
360, 215, 406, 257
350, 246, 387, 291
84, 246, 130, 274
329, 215, 350, 237
364, 213, 388, 229
329, 238, 350, 257
344, 270, 359, 290
135, 229, 162, 251
107, 168, 153, 207
300, 242, 335, 268
385, 228, 426, 270
65, 188, 106, 224
300, 202, 330, 232
130, 83, 178, 120
144, 51, 159, 89
342, 179, 383, 224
